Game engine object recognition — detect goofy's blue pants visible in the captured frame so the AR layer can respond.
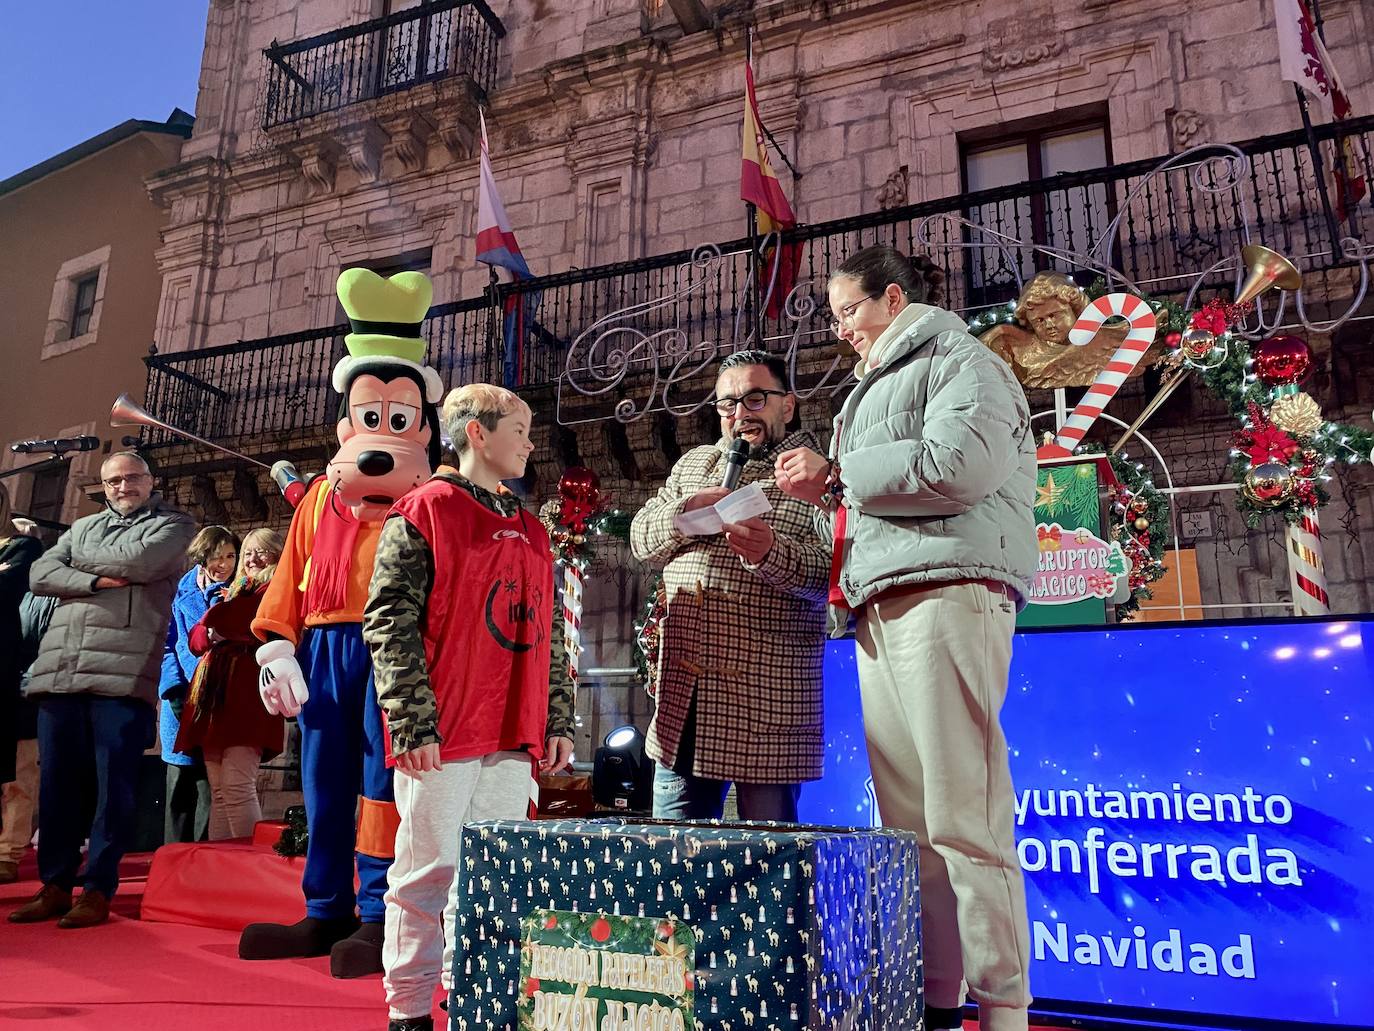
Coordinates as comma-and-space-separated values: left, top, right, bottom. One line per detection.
296, 623, 396, 924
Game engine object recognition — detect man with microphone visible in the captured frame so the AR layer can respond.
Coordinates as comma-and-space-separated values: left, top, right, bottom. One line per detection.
630, 351, 830, 822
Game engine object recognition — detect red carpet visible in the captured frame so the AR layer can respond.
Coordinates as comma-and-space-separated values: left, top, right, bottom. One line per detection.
0, 848, 1062, 1030
0, 850, 386, 1031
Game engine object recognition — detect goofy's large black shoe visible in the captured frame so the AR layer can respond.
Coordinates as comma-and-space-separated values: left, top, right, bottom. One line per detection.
330, 920, 385, 978
238, 915, 360, 960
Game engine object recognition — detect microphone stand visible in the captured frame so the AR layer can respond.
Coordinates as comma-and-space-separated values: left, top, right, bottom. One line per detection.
0, 455, 73, 481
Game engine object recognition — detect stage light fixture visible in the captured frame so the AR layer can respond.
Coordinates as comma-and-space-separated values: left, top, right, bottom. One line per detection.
592, 724, 653, 813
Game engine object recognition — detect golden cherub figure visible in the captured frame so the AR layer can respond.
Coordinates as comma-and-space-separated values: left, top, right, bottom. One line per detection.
980, 272, 1156, 389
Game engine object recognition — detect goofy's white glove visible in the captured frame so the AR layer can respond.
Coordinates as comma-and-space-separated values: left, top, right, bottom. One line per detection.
257, 639, 309, 717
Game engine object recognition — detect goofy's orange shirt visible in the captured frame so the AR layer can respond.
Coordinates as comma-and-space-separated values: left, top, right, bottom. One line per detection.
252, 478, 382, 644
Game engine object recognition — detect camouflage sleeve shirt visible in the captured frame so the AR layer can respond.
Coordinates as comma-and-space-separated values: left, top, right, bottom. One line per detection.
363, 471, 576, 756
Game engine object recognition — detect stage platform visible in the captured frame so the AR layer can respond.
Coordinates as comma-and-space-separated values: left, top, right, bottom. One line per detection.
0, 844, 1083, 1031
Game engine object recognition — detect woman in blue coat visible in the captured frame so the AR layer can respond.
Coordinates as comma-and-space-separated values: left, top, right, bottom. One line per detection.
159, 525, 239, 843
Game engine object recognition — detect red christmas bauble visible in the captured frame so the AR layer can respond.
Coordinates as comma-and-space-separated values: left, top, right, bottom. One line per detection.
543, 915, 558, 930
558, 466, 601, 501
590, 917, 612, 943
525, 976, 540, 997
1252, 335, 1311, 387
1164, 331, 1182, 349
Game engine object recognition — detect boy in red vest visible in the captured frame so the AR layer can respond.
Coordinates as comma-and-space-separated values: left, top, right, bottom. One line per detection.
362, 383, 575, 1031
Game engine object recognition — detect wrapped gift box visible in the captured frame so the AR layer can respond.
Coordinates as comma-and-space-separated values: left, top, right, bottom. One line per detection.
448, 818, 920, 1030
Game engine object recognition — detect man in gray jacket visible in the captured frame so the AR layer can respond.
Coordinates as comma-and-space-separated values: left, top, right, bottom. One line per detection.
9, 452, 195, 929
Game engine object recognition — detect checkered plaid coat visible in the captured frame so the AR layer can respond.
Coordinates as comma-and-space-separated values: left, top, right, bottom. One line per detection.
630, 431, 831, 783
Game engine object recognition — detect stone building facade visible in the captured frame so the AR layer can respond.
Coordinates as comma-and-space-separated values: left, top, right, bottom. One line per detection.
143, 0, 1374, 705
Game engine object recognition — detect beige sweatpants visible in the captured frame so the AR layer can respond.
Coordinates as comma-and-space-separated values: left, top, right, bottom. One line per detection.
0, 739, 40, 863
383, 751, 533, 1021
205, 746, 264, 841
856, 581, 1031, 1031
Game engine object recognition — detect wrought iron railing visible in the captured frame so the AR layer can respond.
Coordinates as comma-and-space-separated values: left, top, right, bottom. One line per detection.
261, 0, 504, 130
143, 114, 1374, 452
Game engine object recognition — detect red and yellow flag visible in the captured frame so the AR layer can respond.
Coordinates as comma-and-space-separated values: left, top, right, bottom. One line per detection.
741, 63, 795, 230
741, 62, 800, 318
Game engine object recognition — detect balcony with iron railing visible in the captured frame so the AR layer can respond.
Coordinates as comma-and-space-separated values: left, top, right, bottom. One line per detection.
142, 115, 1374, 464
261, 0, 504, 130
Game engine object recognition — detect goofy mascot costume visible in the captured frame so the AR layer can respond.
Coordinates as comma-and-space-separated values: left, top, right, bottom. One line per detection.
239, 269, 443, 978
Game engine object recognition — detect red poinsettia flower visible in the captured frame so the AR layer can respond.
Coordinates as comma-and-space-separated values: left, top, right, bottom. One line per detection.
1191, 304, 1228, 336
1245, 426, 1299, 465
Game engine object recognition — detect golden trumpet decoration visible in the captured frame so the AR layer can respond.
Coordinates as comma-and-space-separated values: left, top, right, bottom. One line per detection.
1235, 245, 1302, 306
110, 394, 273, 470
1113, 245, 1302, 455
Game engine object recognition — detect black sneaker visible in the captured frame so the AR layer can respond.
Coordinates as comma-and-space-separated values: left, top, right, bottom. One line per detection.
924, 1004, 965, 1030
388, 1018, 434, 1031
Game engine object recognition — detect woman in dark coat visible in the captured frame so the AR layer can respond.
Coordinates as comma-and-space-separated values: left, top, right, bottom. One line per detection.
175, 528, 287, 840
0, 489, 44, 788
1, 491, 45, 883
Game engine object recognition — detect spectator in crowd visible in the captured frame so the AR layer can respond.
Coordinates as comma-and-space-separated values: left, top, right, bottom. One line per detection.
175, 528, 287, 840
776, 245, 1036, 1031
10, 452, 195, 929
0, 490, 45, 883
160, 525, 240, 843
630, 350, 832, 823
1, 586, 59, 884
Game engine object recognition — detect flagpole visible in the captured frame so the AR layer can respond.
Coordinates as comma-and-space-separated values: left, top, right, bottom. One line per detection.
1292, 84, 1343, 255
485, 265, 501, 381
745, 26, 761, 345
1306, 0, 1359, 237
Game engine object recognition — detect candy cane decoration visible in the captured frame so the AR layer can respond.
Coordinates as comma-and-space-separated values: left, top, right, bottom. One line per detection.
562, 563, 584, 682
1285, 507, 1329, 616
1051, 293, 1158, 453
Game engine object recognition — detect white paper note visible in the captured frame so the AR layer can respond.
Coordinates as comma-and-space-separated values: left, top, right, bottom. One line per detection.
672, 482, 774, 537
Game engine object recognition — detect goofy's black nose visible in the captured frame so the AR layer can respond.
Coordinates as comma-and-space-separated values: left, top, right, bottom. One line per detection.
356, 450, 394, 477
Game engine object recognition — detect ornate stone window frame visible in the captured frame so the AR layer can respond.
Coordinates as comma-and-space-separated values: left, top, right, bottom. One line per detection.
43, 246, 112, 361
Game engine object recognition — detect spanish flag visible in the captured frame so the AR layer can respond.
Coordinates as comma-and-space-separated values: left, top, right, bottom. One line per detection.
741, 62, 799, 319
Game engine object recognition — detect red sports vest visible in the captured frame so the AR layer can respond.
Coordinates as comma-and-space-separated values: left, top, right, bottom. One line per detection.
391, 480, 554, 763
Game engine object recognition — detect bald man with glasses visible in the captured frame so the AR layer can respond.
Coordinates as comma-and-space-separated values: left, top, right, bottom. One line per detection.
629, 351, 831, 822
11, 452, 194, 929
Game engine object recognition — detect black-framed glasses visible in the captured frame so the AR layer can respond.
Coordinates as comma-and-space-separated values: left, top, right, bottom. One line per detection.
102, 473, 151, 488
828, 292, 880, 336
713, 389, 788, 416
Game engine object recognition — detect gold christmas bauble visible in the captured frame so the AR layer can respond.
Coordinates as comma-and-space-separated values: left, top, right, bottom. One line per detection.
1242, 461, 1295, 507
1133, 517, 1150, 531
1180, 327, 1216, 360
1269, 392, 1323, 436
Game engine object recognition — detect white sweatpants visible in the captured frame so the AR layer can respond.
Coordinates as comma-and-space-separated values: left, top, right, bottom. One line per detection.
383, 751, 533, 1021
856, 582, 1031, 1031
205, 746, 264, 840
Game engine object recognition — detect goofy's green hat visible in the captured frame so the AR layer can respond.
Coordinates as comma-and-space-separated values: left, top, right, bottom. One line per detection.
332, 268, 444, 403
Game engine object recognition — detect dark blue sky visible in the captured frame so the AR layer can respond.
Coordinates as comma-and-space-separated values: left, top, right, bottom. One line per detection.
0, 2, 211, 180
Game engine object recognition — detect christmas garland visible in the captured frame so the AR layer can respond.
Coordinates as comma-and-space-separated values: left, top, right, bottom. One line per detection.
633, 575, 666, 692
968, 282, 1374, 528
1104, 452, 1169, 621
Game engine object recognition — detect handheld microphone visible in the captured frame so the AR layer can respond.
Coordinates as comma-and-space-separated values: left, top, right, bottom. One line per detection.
271, 461, 308, 509
10, 436, 101, 455
721, 437, 750, 491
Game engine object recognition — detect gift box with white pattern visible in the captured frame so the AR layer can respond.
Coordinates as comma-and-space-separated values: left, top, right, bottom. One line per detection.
448, 818, 921, 1031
